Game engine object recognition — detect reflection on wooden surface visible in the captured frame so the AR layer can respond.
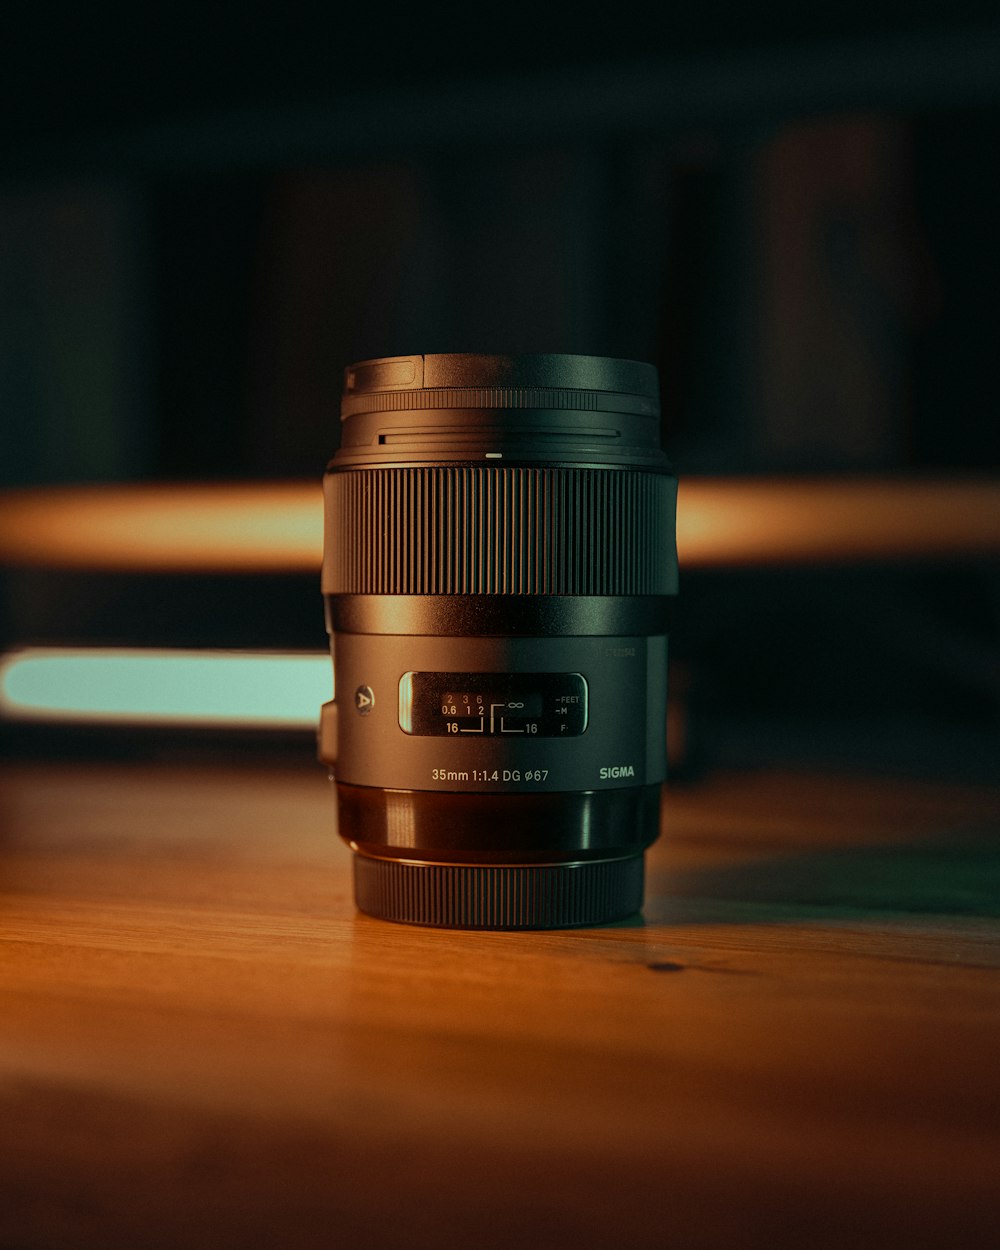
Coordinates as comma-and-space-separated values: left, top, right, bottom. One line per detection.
1, 761, 998, 1249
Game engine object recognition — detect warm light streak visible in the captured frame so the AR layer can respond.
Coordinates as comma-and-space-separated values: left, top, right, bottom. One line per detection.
675, 477, 1000, 567
676, 478, 1000, 567
0, 483, 323, 572
0, 649, 332, 728
0, 477, 996, 572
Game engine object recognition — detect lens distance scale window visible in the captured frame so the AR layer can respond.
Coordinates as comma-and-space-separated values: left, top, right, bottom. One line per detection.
399, 672, 588, 738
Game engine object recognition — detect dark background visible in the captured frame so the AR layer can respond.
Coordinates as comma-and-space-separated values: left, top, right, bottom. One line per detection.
1, 6, 998, 778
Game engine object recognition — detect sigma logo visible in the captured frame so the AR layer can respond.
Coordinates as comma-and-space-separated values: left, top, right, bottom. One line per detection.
600, 765, 636, 779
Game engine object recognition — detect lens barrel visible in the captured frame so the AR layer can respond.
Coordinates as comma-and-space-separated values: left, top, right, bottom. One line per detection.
320, 353, 678, 928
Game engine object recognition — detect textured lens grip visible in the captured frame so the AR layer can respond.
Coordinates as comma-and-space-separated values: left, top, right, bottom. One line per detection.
324, 466, 677, 597
353, 854, 644, 929
340, 385, 655, 417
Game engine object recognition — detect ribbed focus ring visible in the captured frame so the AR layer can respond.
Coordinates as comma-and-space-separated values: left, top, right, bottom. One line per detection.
340, 387, 654, 416
353, 855, 644, 929
324, 466, 675, 596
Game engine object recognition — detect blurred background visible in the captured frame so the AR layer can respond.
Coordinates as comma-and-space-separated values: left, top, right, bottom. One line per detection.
1, 4, 998, 779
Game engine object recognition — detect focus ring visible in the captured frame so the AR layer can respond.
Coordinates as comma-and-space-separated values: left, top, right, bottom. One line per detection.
340, 387, 655, 416
353, 855, 644, 929
324, 466, 677, 597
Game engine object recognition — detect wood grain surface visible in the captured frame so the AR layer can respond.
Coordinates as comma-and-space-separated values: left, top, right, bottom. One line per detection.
1, 760, 998, 1249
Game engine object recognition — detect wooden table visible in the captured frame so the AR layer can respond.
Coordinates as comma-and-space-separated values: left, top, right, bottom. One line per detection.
1, 758, 998, 1249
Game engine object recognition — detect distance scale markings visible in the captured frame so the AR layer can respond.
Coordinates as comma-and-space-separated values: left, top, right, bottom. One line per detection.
399, 672, 587, 738
440, 691, 539, 735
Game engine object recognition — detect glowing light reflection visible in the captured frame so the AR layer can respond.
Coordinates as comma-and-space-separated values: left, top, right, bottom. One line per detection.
0, 483, 323, 572
0, 478, 996, 572
0, 649, 332, 728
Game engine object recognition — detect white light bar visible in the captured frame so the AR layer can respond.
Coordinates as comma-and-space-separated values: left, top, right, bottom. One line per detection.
0, 648, 332, 729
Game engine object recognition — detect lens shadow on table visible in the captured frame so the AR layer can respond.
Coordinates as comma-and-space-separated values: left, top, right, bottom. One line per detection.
641, 828, 1000, 927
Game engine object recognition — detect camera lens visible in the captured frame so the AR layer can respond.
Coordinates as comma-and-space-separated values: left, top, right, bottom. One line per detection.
319, 353, 678, 928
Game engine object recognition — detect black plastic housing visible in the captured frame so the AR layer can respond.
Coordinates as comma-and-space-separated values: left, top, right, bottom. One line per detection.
320, 353, 678, 929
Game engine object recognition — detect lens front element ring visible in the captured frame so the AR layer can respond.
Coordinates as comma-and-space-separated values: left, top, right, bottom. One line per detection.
353, 853, 644, 929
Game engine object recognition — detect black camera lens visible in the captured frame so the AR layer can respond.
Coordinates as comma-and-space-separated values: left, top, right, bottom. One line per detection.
319, 353, 678, 928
